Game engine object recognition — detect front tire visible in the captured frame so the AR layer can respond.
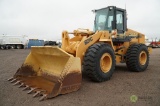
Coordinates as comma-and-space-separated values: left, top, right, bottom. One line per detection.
126, 44, 149, 72
83, 43, 116, 82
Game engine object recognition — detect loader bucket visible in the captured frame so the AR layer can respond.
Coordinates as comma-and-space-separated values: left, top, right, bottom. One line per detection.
8, 46, 82, 101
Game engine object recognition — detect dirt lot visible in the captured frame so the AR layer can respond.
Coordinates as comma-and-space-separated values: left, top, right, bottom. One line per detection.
0, 48, 160, 106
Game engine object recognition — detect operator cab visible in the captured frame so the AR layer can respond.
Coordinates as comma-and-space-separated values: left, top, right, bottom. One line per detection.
94, 6, 127, 34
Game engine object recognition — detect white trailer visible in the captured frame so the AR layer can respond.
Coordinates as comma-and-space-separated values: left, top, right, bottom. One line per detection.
0, 35, 29, 49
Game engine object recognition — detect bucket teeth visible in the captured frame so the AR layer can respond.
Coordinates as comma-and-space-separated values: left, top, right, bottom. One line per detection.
22, 85, 30, 91
18, 83, 25, 88
8, 77, 14, 81
27, 88, 37, 94
10, 79, 17, 83
39, 94, 47, 101
33, 91, 41, 97
13, 81, 21, 85
33, 90, 46, 98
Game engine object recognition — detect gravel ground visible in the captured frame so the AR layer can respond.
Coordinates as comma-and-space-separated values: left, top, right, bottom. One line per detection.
0, 48, 160, 106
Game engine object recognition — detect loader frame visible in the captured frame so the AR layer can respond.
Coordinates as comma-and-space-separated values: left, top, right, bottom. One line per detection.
8, 6, 151, 101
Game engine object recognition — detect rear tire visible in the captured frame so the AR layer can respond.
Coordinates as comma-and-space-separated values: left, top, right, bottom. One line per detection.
83, 43, 115, 82
11, 45, 16, 49
126, 44, 149, 72
6, 45, 9, 49
16, 45, 22, 49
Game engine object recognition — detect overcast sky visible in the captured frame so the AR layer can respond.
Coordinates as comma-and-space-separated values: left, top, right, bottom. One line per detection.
0, 0, 160, 40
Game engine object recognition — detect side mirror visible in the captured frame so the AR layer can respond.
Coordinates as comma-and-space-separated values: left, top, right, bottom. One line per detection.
112, 20, 116, 30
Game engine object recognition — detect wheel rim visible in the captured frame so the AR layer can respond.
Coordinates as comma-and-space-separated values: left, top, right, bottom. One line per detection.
100, 53, 112, 73
139, 51, 147, 65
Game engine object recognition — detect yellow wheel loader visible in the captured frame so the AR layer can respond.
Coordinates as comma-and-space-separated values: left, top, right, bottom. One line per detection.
8, 6, 152, 101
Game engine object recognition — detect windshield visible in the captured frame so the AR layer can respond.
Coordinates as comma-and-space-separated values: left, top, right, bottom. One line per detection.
94, 8, 113, 32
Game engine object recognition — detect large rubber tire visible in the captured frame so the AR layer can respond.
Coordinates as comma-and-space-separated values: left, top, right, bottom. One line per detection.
0, 45, 5, 49
1, 45, 7, 49
83, 43, 116, 82
126, 44, 149, 72
11, 45, 16, 49
16, 45, 22, 49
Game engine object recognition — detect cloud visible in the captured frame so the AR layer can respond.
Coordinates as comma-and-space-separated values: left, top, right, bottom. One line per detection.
0, 0, 160, 40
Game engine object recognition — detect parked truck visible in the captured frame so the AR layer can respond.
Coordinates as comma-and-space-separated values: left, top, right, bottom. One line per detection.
0, 35, 29, 49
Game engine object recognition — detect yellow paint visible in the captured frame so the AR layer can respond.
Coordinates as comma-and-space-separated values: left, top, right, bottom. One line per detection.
75, 31, 102, 62
139, 51, 147, 65
100, 53, 112, 73
24, 46, 81, 78
22, 27, 151, 77
148, 47, 152, 54
21, 28, 151, 84
60, 28, 150, 64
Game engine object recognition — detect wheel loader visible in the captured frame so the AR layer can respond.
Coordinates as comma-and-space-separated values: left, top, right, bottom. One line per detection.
8, 6, 152, 101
